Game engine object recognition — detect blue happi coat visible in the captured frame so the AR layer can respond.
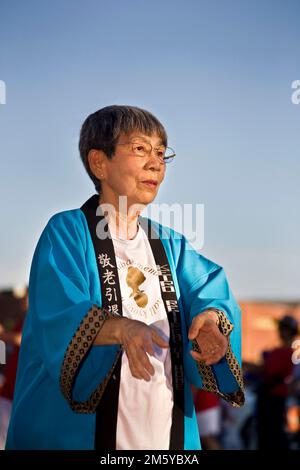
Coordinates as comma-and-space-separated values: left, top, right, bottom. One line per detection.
6, 205, 244, 450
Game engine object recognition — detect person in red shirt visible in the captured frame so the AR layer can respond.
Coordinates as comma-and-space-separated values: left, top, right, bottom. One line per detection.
257, 314, 298, 449
0, 293, 26, 449
193, 387, 222, 450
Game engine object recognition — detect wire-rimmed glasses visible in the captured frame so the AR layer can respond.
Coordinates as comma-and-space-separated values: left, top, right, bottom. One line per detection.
115, 139, 176, 164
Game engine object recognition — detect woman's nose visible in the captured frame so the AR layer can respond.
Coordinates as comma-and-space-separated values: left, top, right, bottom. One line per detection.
145, 153, 164, 170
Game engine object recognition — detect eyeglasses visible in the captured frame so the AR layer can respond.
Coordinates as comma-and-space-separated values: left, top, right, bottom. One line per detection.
115, 139, 176, 164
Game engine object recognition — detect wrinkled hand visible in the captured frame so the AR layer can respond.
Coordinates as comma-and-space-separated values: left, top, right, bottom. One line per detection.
120, 318, 169, 382
188, 310, 228, 366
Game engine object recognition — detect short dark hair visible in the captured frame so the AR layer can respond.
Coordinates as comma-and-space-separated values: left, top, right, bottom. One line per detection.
79, 105, 168, 193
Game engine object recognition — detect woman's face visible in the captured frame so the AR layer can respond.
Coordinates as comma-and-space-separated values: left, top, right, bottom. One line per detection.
100, 132, 167, 209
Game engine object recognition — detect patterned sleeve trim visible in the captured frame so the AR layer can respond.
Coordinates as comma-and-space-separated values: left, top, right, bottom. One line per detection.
60, 304, 122, 414
192, 308, 245, 407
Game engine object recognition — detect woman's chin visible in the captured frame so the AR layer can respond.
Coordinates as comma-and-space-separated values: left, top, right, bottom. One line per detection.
139, 192, 157, 205
126, 189, 158, 208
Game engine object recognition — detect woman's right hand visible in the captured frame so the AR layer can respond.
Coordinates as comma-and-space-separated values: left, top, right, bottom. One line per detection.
119, 318, 169, 381
94, 317, 169, 381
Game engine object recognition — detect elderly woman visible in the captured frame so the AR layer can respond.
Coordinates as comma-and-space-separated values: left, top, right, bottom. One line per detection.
6, 105, 244, 450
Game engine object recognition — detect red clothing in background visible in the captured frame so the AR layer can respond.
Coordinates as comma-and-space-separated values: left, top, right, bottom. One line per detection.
262, 346, 294, 397
1, 321, 23, 401
194, 389, 220, 412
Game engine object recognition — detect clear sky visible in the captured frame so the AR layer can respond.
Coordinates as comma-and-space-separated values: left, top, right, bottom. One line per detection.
0, 0, 299, 300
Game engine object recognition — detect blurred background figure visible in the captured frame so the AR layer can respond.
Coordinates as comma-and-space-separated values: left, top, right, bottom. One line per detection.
256, 314, 299, 449
0, 289, 27, 449
193, 387, 223, 450
285, 356, 300, 449
221, 363, 258, 450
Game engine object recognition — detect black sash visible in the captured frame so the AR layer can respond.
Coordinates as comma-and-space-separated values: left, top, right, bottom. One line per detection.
80, 194, 184, 450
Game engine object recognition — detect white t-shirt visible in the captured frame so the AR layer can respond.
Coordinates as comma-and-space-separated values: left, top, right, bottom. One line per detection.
108, 220, 173, 450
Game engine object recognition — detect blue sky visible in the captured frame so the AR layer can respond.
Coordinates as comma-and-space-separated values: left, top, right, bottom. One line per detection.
0, 0, 299, 300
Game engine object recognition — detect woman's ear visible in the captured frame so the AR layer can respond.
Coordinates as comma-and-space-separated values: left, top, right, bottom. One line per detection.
88, 149, 106, 180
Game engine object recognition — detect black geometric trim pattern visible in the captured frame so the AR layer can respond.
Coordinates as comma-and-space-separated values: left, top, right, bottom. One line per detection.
60, 304, 122, 413
192, 308, 245, 407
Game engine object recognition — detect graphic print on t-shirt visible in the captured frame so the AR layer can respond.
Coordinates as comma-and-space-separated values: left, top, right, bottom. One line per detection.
117, 258, 166, 324
126, 266, 148, 308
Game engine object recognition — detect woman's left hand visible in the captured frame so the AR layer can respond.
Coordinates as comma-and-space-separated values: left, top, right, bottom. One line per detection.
188, 310, 229, 366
